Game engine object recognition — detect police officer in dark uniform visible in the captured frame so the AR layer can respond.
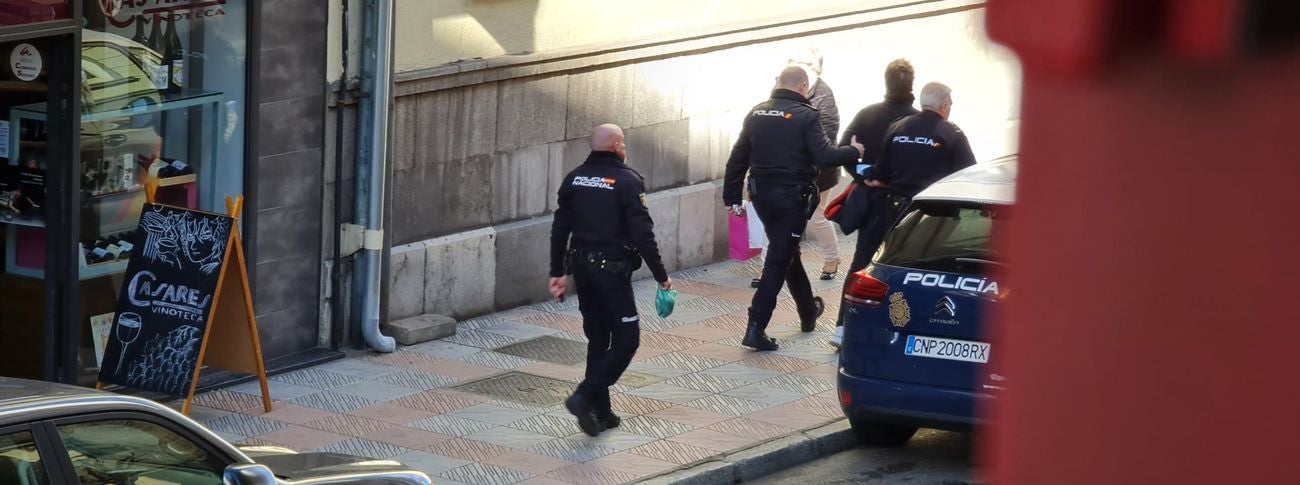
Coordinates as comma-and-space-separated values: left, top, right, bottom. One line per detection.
724, 66, 864, 351
549, 124, 672, 437
860, 81, 977, 255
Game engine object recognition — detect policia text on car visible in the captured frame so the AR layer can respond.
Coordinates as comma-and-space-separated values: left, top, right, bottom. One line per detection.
723, 66, 864, 351
548, 124, 673, 437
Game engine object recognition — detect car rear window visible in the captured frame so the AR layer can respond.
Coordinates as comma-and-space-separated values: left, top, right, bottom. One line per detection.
875, 201, 1006, 274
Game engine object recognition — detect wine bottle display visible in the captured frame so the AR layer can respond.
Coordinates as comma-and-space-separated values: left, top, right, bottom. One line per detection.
163, 16, 184, 92
131, 15, 148, 45
147, 15, 168, 89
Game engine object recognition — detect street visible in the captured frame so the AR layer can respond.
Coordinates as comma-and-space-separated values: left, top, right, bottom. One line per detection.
749, 429, 976, 484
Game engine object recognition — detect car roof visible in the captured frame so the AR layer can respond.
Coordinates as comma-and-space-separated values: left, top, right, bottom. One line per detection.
912, 155, 1017, 205
0, 377, 109, 408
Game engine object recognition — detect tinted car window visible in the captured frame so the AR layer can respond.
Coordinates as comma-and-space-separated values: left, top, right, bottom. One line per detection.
876, 201, 1005, 275
57, 420, 223, 485
0, 430, 49, 485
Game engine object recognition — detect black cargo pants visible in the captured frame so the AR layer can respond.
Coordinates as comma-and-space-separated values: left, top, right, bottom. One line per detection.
748, 182, 821, 330
572, 250, 641, 416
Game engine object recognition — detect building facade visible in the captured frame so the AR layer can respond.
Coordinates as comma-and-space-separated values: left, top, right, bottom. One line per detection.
0, 0, 332, 385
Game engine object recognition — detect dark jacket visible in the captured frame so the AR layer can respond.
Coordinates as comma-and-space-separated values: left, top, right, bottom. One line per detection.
838, 93, 919, 181
550, 152, 669, 283
808, 79, 842, 192
723, 89, 860, 206
872, 110, 977, 197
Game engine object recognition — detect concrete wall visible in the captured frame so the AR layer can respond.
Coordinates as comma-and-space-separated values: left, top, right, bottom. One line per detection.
380, 1, 1022, 323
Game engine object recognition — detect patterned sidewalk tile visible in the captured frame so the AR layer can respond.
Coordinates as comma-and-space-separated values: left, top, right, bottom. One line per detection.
360, 349, 445, 369
510, 414, 586, 438
416, 359, 501, 381
609, 393, 674, 416
758, 373, 835, 395
315, 358, 405, 379
408, 415, 498, 437
482, 450, 579, 475
624, 383, 711, 404
668, 428, 763, 453
253, 425, 350, 450
438, 462, 533, 485
360, 426, 454, 450
453, 351, 541, 370
516, 362, 585, 382
391, 450, 472, 476
205, 414, 288, 438
464, 426, 557, 450
424, 437, 515, 462
627, 439, 720, 465
378, 369, 459, 391
449, 403, 538, 425
639, 352, 727, 374
347, 402, 437, 425
722, 384, 807, 407
228, 379, 319, 400
391, 390, 480, 414
705, 417, 797, 441
698, 363, 782, 385
662, 373, 751, 393
616, 415, 696, 439
682, 393, 769, 417
738, 352, 822, 374
496, 336, 589, 366
453, 372, 576, 407
283, 391, 378, 414
639, 332, 708, 353
193, 390, 266, 413
527, 438, 620, 463
315, 438, 411, 459
269, 368, 362, 391
331, 380, 423, 402
611, 371, 664, 391
301, 413, 394, 437
258, 403, 336, 426
694, 313, 750, 332
567, 429, 657, 452
794, 362, 839, 380
659, 323, 737, 343
588, 452, 680, 479
679, 342, 752, 362
788, 395, 844, 418
747, 404, 838, 429
546, 463, 638, 485
479, 321, 560, 340
404, 340, 484, 360
442, 329, 529, 349
646, 405, 733, 428
670, 280, 732, 297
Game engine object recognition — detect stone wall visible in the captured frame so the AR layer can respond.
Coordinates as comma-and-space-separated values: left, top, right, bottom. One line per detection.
381, 1, 1021, 322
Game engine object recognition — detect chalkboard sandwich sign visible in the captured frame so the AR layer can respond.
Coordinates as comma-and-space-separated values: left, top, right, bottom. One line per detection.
98, 189, 272, 415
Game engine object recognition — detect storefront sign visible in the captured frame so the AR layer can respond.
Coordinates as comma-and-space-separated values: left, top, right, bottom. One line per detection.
105, 0, 227, 27
10, 43, 42, 82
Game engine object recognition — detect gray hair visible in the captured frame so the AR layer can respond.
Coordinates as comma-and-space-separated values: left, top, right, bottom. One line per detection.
919, 82, 952, 110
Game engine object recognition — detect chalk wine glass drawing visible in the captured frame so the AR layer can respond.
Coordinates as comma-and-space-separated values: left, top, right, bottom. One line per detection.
139, 206, 231, 275
115, 312, 143, 375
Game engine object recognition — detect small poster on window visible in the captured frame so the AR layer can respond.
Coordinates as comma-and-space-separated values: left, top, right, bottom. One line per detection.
0, 120, 9, 159
90, 312, 117, 369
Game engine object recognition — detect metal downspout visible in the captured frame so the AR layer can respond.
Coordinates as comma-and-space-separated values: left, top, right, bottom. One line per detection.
354, 0, 396, 352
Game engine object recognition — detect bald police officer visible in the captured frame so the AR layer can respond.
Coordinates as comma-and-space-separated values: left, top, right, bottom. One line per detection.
550, 124, 672, 437
724, 67, 864, 351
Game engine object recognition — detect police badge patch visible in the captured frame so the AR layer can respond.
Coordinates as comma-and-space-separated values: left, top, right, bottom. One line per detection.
888, 292, 911, 328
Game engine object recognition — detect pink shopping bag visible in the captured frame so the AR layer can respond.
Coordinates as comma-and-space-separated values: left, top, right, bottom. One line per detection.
728, 213, 761, 261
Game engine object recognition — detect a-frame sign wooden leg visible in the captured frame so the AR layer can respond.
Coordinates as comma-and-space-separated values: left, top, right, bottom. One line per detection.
180, 196, 273, 415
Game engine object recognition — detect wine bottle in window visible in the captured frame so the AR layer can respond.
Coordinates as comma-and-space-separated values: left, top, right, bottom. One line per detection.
146, 14, 168, 90
131, 15, 148, 45
163, 15, 184, 93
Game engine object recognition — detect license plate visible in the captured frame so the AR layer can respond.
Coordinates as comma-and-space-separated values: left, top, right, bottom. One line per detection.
904, 335, 991, 363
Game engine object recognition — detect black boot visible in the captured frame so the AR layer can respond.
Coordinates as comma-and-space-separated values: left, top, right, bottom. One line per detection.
800, 297, 825, 333
565, 393, 605, 437
742, 323, 779, 351
598, 412, 622, 429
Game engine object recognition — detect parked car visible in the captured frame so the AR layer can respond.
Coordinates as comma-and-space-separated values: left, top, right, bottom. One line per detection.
0, 377, 432, 484
837, 156, 1015, 446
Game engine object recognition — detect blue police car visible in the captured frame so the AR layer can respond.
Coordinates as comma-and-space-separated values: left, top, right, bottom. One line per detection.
837, 156, 1015, 446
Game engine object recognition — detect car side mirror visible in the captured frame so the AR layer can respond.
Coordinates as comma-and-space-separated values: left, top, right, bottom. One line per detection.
222, 463, 277, 485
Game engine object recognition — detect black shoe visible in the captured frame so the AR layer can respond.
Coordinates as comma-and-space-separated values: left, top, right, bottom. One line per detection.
742, 324, 779, 351
599, 413, 621, 430
565, 394, 605, 437
750, 278, 761, 288
800, 297, 825, 333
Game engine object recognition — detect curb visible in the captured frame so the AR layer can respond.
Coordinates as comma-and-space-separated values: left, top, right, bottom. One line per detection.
636, 418, 856, 484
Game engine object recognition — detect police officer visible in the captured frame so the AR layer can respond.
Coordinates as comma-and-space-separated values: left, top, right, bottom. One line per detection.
549, 124, 672, 437
724, 66, 864, 351
859, 81, 976, 260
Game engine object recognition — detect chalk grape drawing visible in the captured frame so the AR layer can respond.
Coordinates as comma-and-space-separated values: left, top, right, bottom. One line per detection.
140, 206, 231, 275
126, 325, 202, 395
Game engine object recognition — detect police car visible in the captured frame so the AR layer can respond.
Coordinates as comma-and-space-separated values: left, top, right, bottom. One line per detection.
837, 156, 1014, 446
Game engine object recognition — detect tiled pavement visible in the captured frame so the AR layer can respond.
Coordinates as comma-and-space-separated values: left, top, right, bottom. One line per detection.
185, 245, 852, 485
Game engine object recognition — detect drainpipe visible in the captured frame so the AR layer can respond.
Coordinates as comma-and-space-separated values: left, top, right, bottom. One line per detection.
352, 0, 396, 352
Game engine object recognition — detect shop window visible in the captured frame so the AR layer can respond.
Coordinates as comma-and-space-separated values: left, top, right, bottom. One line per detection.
0, 1, 73, 28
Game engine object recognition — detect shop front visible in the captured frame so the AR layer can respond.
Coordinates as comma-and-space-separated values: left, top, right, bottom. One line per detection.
0, 0, 277, 386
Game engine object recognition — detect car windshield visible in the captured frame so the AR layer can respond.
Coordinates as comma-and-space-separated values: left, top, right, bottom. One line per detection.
876, 200, 1007, 275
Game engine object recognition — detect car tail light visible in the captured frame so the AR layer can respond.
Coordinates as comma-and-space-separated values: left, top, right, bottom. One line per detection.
839, 389, 852, 406
843, 271, 888, 307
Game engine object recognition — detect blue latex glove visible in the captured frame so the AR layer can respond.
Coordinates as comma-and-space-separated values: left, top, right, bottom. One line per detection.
656, 287, 678, 318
